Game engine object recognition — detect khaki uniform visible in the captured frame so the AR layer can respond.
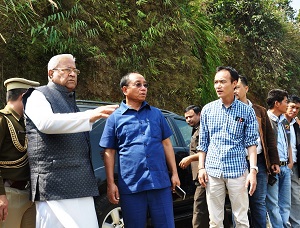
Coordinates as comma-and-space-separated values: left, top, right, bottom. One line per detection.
0, 105, 35, 228
190, 126, 209, 228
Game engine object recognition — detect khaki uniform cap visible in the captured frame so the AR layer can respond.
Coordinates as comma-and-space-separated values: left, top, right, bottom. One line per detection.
4, 77, 40, 91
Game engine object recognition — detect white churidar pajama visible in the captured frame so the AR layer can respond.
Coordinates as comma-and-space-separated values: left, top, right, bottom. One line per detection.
36, 197, 98, 228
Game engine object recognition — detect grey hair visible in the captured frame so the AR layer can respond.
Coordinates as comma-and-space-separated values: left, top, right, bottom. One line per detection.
47, 54, 76, 81
47, 54, 75, 71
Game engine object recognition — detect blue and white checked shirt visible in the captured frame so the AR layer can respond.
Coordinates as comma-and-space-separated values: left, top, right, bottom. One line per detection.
197, 98, 258, 178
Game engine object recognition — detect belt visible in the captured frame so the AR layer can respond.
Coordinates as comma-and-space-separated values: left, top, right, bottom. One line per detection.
280, 161, 288, 166
4, 179, 29, 190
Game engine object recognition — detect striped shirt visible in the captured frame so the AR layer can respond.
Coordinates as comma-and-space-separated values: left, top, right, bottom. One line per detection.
197, 98, 258, 178
267, 111, 289, 162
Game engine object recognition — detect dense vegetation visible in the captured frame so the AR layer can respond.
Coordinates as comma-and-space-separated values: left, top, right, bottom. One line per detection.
0, 0, 299, 114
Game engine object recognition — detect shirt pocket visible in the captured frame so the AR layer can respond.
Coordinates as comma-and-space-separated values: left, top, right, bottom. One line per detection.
149, 120, 162, 140
118, 122, 140, 143
227, 117, 245, 137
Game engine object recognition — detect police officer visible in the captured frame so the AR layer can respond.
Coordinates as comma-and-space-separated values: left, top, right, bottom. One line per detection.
0, 78, 39, 228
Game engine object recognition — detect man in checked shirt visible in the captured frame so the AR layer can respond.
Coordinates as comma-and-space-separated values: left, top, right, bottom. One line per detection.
197, 66, 258, 228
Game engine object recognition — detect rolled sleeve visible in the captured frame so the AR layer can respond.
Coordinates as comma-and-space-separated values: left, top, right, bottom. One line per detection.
197, 107, 209, 153
245, 108, 259, 148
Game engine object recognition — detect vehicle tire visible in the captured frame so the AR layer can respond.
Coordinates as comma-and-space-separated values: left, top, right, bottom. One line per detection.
94, 195, 124, 228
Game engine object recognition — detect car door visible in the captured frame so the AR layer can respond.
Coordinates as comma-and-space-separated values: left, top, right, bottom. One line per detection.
165, 115, 195, 198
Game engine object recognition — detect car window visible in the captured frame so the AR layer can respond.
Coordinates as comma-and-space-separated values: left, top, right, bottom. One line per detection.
165, 117, 182, 147
172, 118, 192, 147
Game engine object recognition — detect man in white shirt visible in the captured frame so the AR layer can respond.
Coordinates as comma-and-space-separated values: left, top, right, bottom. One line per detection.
23, 54, 118, 228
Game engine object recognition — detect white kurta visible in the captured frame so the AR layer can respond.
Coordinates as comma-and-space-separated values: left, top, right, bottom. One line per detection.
25, 89, 99, 228
25, 90, 93, 134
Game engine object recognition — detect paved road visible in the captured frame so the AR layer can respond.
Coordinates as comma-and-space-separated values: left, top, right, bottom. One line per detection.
175, 210, 234, 228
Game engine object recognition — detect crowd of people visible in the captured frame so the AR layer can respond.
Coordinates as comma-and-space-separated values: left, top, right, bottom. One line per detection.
181, 66, 300, 228
0, 53, 299, 228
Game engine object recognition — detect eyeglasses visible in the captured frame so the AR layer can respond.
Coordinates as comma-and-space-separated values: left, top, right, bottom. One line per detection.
52, 68, 80, 75
128, 82, 149, 88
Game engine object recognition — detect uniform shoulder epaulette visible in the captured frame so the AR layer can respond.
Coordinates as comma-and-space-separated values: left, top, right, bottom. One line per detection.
0, 109, 10, 115
0, 112, 27, 152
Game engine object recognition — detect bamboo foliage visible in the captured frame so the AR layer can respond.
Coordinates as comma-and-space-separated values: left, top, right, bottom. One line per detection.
29, 2, 99, 53
1, 0, 299, 112
0, 0, 36, 43
201, 0, 300, 104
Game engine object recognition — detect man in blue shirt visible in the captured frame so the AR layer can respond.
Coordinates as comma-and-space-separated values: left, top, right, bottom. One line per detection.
266, 89, 292, 228
197, 66, 258, 227
100, 72, 180, 228
284, 95, 300, 227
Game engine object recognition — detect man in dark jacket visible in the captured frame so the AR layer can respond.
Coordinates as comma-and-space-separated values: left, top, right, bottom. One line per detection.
234, 76, 280, 228
265, 89, 292, 228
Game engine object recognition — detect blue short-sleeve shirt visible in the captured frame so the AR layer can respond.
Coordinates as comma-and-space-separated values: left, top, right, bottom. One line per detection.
100, 100, 173, 194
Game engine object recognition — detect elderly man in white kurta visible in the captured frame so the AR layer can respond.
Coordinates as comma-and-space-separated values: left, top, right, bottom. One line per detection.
23, 54, 118, 228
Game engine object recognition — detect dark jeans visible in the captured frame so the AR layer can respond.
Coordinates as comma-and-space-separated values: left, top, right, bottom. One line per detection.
249, 153, 268, 228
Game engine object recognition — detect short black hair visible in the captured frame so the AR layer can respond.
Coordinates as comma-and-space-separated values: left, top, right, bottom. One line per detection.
120, 73, 131, 88
216, 66, 239, 82
184, 105, 202, 114
239, 75, 248, 86
6, 88, 27, 102
288, 95, 300, 104
119, 72, 140, 88
266, 89, 288, 109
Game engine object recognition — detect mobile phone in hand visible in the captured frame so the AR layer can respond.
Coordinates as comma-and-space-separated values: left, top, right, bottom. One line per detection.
175, 185, 186, 200
268, 174, 277, 186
